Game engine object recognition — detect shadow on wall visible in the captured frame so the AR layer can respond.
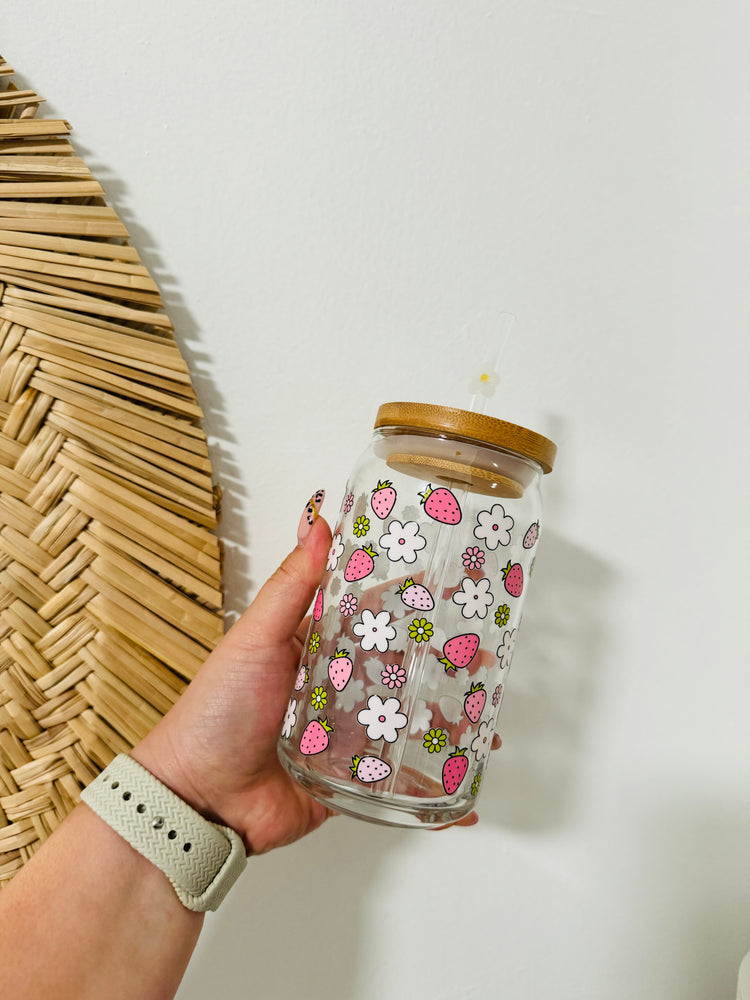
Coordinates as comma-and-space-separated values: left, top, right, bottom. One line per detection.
58, 142, 254, 623
479, 528, 614, 833
182, 818, 405, 1000
9, 66, 253, 622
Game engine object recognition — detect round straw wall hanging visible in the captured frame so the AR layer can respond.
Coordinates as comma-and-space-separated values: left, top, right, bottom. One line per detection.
0, 56, 224, 885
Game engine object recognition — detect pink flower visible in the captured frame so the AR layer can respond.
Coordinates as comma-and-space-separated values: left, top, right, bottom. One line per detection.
339, 593, 358, 617
343, 492, 355, 513
462, 546, 485, 571
381, 664, 406, 689
492, 683, 503, 707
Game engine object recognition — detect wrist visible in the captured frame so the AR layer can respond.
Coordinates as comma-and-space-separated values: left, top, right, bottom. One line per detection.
81, 754, 247, 912
130, 729, 220, 827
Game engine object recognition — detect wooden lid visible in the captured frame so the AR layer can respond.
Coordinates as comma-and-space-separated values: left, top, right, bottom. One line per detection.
374, 402, 557, 474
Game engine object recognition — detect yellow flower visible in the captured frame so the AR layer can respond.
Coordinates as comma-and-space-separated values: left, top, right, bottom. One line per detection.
311, 686, 327, 711
408, 618, 434, 643
423, 728, 447, 753
494, 604, 510, 628
308, 632, 321, 653
353, 515, 370, 537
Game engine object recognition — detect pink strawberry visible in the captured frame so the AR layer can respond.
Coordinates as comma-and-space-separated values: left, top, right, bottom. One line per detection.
463, 682, 486, 723
299, 717, 333, 755
328, 649, 353, 691
523, 521, 539, 549
419, 484, 462, 525
312, 588, 324, 622
344, 544, 378, 582
350, 754, 392, 783
438, 633, 480, 673
397, 577, 434, 611
370, 480, 397, 520
502, 560, 524, 597
293, 664, 309, 691
441, 747, 469, 795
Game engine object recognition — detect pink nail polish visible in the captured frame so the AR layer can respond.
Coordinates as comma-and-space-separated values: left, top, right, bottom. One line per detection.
297, 489, 325, 546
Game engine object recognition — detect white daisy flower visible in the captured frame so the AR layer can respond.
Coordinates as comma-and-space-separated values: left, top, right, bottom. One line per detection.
451, 577, 495, 619
471, 720, 493, 762
327, 532, 345, 571
379, 520, 427, 564
352, 609, 397, 653
468, 370, 500, 398
473, 504, 514, 550
281, 698, 297, 739
356, 694, 408, 743
496, 628, 517, 669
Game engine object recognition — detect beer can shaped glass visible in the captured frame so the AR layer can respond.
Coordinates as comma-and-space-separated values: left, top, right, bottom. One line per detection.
278, 402, 556, 827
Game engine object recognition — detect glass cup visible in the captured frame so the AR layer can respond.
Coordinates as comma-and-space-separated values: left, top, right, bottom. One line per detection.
278, 402, 556, 828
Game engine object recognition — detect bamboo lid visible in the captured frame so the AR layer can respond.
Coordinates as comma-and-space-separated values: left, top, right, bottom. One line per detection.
374, 402, 557, 474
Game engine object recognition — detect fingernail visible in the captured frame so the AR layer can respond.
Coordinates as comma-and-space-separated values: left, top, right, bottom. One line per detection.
297, 489, 325, 547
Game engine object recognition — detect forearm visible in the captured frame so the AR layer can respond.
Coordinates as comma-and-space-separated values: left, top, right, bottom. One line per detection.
0, 800, 202, 1000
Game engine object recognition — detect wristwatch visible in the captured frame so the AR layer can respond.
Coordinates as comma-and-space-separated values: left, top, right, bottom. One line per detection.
81, 754, 247, 912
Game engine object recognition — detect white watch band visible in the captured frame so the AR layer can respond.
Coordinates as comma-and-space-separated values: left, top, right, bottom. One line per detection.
81, 754, 247, 912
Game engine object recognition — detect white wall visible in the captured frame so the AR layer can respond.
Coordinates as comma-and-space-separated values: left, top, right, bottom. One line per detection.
5, 3, 749, 997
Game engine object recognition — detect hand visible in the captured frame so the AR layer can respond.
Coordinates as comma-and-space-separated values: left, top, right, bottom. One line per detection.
132, 504, 334, 855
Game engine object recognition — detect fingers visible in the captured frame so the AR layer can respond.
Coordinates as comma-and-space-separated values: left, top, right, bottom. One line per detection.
436, 811, 479, 831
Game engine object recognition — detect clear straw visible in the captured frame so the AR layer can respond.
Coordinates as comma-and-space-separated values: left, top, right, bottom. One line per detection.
465, 311, 515, 414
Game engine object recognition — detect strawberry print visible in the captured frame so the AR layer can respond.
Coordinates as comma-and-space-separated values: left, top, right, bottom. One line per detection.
350, 755, 392, 783
312, 588, 324, 622
523, 521, 540, 549
397, 578, 435, 611
370, 481, 397, 520
419, 484, 462, 525
438, 633, 480, 673
299, 717, 333, 755
442, 747, 469, 794
502, 560, 524, 598
463, 682, 486, 723
344, 544, 378, 582
293, 664, 309, 691
328, 649, 354, 691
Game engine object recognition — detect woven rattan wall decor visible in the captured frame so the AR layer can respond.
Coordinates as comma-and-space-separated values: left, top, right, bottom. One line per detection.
0, 56, 224, 885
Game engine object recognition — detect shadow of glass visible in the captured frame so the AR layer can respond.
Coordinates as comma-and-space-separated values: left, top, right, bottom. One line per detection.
478, 529, 616, 832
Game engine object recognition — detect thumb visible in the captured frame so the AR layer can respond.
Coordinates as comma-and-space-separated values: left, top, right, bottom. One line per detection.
228, 509, 332, 653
